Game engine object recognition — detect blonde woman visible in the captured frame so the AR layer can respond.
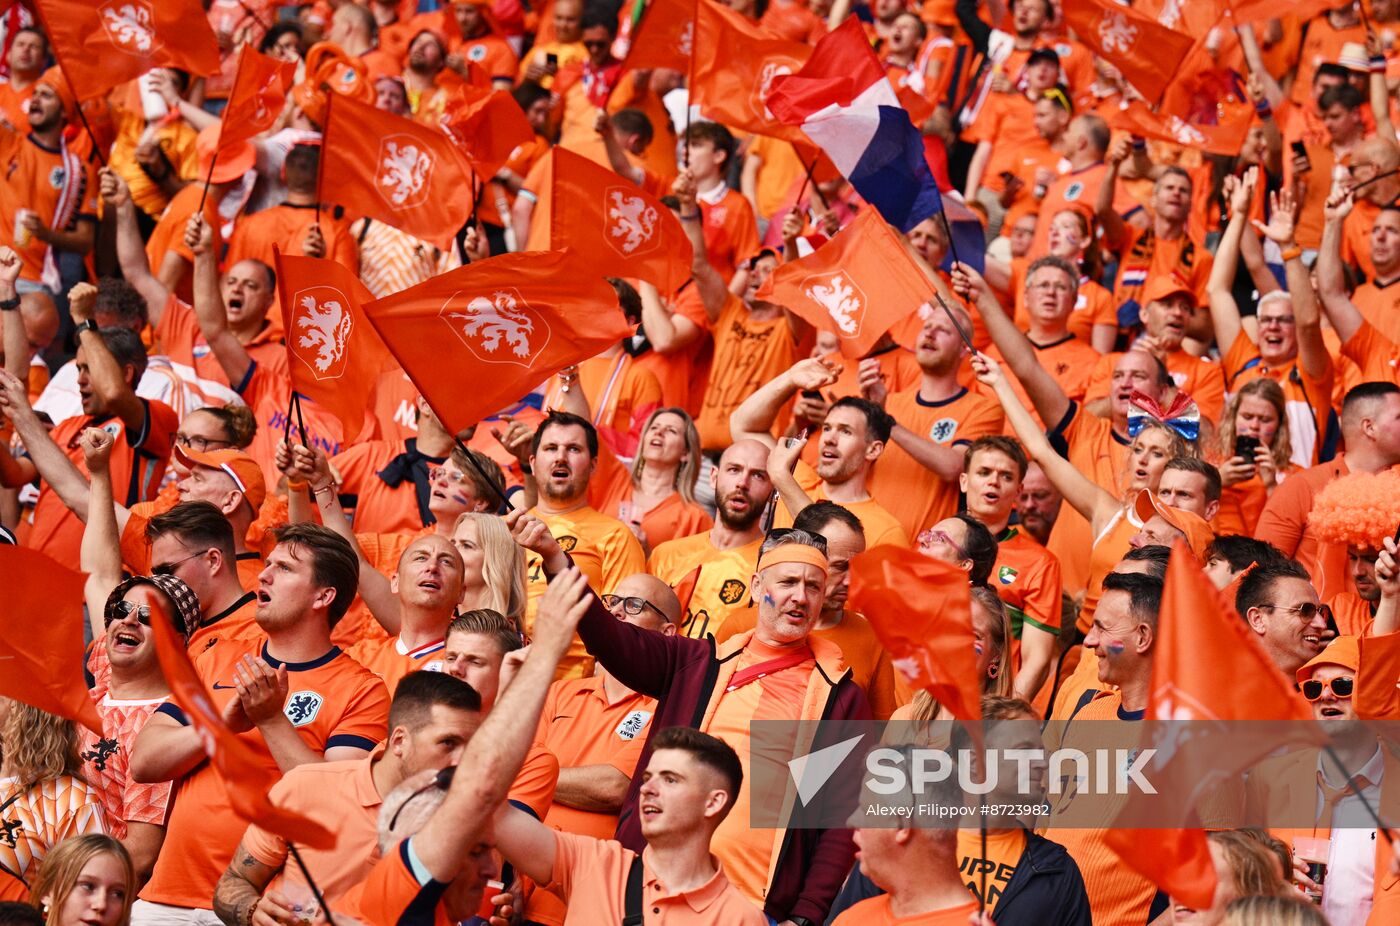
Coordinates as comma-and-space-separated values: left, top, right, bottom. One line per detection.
452, 512, 528, 629
591, 407, 712, 553
1211, 378, 1296, 536
0, 702, 108, 887
28, 835, 133, 926
1220, 895, 1327, 926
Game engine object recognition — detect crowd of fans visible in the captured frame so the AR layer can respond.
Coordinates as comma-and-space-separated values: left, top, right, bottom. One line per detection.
4, 0, 1400, 925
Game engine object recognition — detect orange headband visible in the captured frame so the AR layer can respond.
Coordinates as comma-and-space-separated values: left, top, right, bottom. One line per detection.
757, 544, 829, 575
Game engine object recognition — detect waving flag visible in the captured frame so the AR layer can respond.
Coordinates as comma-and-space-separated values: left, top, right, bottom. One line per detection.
766, 17, 940, 233
146, 588, 335, 849
1062, 0, 1192, 105
34, 0, 220, 100
759, 209, 930, 359
0, 547, 103, 736
275, 251, 393, 439
690, 0, 813, 148
622, 0, 695, 72
321, 93, 476, 249
1358, 632, 1400, 720
218, 45, 297, 158
361, 251, 634, 435
434, 84, 535, 180
540, 147, 693, 295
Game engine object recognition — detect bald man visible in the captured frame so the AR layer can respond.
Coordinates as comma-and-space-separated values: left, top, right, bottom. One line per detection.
346, 534, 466, 689
648, 439, 775, 638
525, 573, 675, 922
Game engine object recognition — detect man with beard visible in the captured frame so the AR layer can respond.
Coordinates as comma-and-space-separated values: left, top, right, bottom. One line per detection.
524, 411, 645, 677
648, 439, 774, 639
733, 363, 909, 548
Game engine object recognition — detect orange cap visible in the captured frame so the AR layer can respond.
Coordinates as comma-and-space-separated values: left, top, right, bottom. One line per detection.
195, 124, 256, 184
1133, 490, 1214, 559
1140, 274, 1195, 307
36, 66, 77, 119
1296, 634, 1360, 684
174, 446, 267, 512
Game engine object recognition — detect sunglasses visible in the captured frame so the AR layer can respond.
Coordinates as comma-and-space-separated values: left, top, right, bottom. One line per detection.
106, 600, 153, 627
1301, 676, 1354, 702
602, 595, 670, 622
1260, 602, 1333, 624
152, 548, 211, 576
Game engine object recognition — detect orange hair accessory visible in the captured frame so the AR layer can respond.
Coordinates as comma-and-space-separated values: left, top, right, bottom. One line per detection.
757, 543, 829, 575
1309, 470, 1400, 549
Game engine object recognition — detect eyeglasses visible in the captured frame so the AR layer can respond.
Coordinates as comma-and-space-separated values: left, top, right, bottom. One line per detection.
1027, 281, 1074, 294
175, 433, 233, 452
602, 595, 670, 622
389, 766, 456, 830
1256, 315, 1296, 328
152, 549, 211, 576
917, 529, 968, 561
1301, 676, 1354, 701
1260, 602, 1333, 624
428, 464, 468, 485
105, 599, 152, 627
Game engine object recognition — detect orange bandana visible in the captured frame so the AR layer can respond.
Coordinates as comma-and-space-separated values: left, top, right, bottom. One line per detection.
756, 544, 829, 575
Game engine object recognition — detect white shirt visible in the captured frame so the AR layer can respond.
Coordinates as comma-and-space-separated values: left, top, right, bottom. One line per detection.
35, 355, 242, 424
1318, 745, 1384, 926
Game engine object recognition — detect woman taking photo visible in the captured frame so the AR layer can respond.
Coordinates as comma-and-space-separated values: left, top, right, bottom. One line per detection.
1211, 378, 1295, 536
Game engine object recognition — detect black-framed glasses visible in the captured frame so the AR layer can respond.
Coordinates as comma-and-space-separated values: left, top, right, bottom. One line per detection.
389, 766, 456, 830
105, 600, 152, 627
1261, 602, 1333, 624
1302, 676, 1354, 702
602, 595, 669, 622
152, 549, 211, 576
175, 433, 233, 452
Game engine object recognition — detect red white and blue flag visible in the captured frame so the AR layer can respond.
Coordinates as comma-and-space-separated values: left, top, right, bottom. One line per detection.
766, 18, 940, 234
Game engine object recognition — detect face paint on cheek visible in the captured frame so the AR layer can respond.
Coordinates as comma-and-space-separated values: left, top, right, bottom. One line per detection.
761, 593, 776, 609
450, 493, 471, 506
973, 641, 985, 655
1105, 639, 1126, 656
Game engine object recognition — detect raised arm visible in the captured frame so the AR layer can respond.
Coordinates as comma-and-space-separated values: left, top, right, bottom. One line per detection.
188, 214, 254, 386
674, 170, 726, 321
1236, 26, 1285, 109
69, 283, 146, 435
971, 352, 1119, 532
0, 369, 87, 510
766, 432, 817, 521
101, 168, 170, 323
858, 357, 967, 480
1096, 137, 1132, 247
637, 280, 701, 354
1315, 185, 1365, 343
1373, 538, 1400, 637
1253, 187, 1330, 381
79, 427, 124, 638
730, 358, 838, 447
1207, 170, 1255, 354
0, 247, 23, 382
596, 111, 645, 187
1370, 31, 1397, 144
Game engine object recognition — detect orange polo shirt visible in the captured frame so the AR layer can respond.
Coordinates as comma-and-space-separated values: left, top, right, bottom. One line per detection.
548, 834, 767, 925
648, 533, 763, 640
772, 460, 910, 549
868, 386, 1006, 539
1254, 455, 1353, 604
1032, 162, 1144, 256
832, 895, 979, 925
345, 636, 448, 692
338, 838, 453, 926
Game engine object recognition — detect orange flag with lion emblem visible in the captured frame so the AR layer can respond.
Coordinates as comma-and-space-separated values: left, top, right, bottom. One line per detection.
691, 0, 813, 148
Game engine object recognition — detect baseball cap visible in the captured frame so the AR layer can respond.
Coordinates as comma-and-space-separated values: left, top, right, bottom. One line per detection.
1140, 275, 1195, 307
1133, 489, 1214, 559
195, 124, 256, 184
1337, 42, 1369, 74
1296, 634, 1360, 684
173, 445, 267, 511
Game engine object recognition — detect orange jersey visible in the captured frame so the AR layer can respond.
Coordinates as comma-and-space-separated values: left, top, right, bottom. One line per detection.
449, 34, 520, 82
345, 636, 448, 692
0, 128, 98, 283
964, 92, 1041, 195
332, 439, 445, 536
868, 386, 1006, 539
541, 352, 663, 460
982, 333, 1101, 421
1220, 331, 1332, 467
1084, 347, 1227, 424
0, 79, 33, 132
695, 296, 804, 451
339, 838, 453, 926
0, 777, 108, 884
747, 134, 807, 223
697, 185, 761, 282
108, 110, 199, 217
226, 203, 359, 277
26, 402, 178, 565
1292, 15, 1366, 104
1255, 455, 1353, 604
240, 363, 353, 487
1351, 277, 1400, 346
632, 282, 713, 417
773, 460, 911, 549
992, 527, 1062, 636
1341, 199, 1379, 280
1009, 261, 1116, 349
648, 533, 763, 640
832, 894, 979, 926
1109, 224, 1214, 326
139, 640, 390, 909
79, 694, 171, 841
1033, 162, 1144, 256
145, 184, 222, 304
155, 294, 287, 389
1340, 321, 1400, 387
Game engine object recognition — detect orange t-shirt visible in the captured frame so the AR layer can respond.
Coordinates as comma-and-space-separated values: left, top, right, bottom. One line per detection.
145, 184, 222, 305
1291, 15, 1366, 104
698, 185, 761, 282
773, 460, 912, 549
338, 838, 453, 926
79, 693, 171, 841
956, 827, 1026, 914
1340, 321, 1400, 387
0, 79, 34, 132
1254, 455, 1352, 603
345, 636, 448, 693
332, 439, 445, 536
1108, 224, 1214, 327
647, 533, 763, 641
1010, 262, 1116, 349
1351, 277, 1400, 346
1342, 199, 1379, 281
868, 386, 1006, 539
1032, 162, 1143, 256
139, 640, 390, 910
155, 294, 287, 389
449, 34, 520, 82
1326, 590, 1373, 638
747, 134, 807, 222
694, 295, 804, 451
590, 467, 713, 552
832, 894, 980, 925
983, 333, 1100, 421
241, 363, 352, 487
26, 402, 178, 565
0, 128, 98, 283
541, 352, 663, 460
225, 203, 359, 278
964, 92, 1041, 195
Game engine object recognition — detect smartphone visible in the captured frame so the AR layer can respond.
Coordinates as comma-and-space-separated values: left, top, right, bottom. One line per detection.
800, 389, 824, 401
546, 52, 559, 68
1234, 435, 1261, 462
1290, 141, 1311, 174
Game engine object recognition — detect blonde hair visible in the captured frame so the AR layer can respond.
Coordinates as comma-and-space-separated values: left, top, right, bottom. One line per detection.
629, 408, 702, 505
910, 586, 1014, 726
0, 701, 82, 789
452, 513, 526, 623
1216, 378, 1291, 472
1221, 895, 1328, 926
29, 835, 134, 926
1208, 830, 1287, 905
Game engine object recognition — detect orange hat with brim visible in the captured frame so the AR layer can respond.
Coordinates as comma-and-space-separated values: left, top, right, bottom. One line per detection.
36, 66, 78, 120
174, 446, 267, 511
1296, 634, 1360, 684
195, 124, 256, 184
1141, 274, 1195, 306
1133, 490, 1215, 559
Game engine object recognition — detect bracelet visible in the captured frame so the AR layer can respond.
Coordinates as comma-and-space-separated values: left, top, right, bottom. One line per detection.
1254, 99, 1272, 119
679, 211, 701, 221
1371, 55, 1387, 73
1280, 245, 1303, 263
286, 479, 308, 491
312, 481, 338, 496
0, 296, 17, 312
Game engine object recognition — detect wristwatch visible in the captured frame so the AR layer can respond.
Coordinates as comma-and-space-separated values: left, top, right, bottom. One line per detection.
0, 295, 17, 312
74, 319, 99, 336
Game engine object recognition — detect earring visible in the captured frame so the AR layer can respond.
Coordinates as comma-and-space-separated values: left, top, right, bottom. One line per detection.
987, 663, 999, 678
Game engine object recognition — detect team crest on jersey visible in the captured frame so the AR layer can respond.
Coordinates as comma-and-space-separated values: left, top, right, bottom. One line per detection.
615, 709, 652, 740
997, 565, 1018, 585
284, 690, 324, 727
1063, 181, 1084, 201
718, 579, 747, 605
102, 421, 122, 438
556, 536, 578, 553
468, 45, 487, 62
48, 166, 65, 190
928, 418, 958, 444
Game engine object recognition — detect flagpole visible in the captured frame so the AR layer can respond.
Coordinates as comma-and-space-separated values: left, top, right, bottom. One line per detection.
196, 152, 219, 214
452, 436, 515, 513
683, 0, 697, 169
937, 208, 962, 269
293, 392, 309, 446
933, 291, 975, 352
315, 96, 328, 228
978, 801, 988, 919
286, 844, 338, 926
235, 0, 271, 32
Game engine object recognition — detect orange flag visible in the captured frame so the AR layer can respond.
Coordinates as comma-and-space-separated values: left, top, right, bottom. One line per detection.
1107, 99, 1253, 159
218, 45, 297, 159
1105, 542, 1319, 911
0, 547, 103, 736
361, 250, 634, 435
34, 0, 220, 101
673, 564, 703, 623
434, 82, 536, 180
275, 250, 393, 439
321, 93, 476, 249
541, 147, 693, 296
1225, 0, 1331, 26
1061, 0, 1193, 105
145, 588, 336, 849
1358, 631, 1400, 720
758, 209, 931, 359
623, 0, 695, 72
691, 0, 813, 147
847, 547, 982, 726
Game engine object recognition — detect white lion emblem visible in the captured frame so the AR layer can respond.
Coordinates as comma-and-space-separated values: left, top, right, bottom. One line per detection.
754, 59, 795, 121
1097, 12, 1138, 55
449, 291, 536, 359
677, 22, 694, 57
606, 189, 657, 256
100, 1, 158, 55
803, 273, 864, 336
1165, 115, 1206, 146
293, 292, 352, 379
377, 137, 433, 209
